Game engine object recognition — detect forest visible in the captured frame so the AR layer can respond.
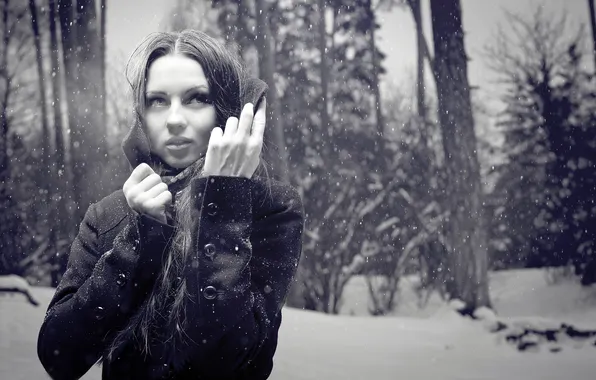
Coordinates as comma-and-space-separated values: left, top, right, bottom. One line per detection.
1, 0, 595, 320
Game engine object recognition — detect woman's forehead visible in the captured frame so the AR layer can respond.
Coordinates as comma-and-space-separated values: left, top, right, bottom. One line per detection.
146, 54, 209, 92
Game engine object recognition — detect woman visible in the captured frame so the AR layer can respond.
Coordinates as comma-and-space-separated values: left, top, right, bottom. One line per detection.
37, 30, 304, 380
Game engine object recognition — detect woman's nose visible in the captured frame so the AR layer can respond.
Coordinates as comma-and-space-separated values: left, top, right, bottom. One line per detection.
166, 103, 186, 131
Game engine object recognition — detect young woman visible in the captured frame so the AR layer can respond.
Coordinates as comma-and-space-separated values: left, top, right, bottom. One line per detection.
37, 30, 304, 380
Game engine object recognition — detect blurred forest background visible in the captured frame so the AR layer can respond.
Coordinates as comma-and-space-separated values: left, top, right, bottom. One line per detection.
1, 0, 595, 317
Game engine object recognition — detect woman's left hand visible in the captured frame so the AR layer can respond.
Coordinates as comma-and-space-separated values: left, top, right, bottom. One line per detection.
201, 98, 266, 178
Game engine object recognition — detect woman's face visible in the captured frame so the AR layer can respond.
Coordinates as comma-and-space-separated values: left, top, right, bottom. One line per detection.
144, 54, 216, 169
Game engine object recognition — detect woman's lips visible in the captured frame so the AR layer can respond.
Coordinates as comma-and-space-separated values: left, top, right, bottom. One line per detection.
166, 142, 191, 151
165, 136, 193, 151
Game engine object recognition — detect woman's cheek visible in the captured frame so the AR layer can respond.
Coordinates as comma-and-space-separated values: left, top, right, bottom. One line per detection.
190, 107, 217, 131
144, 114, 166, 141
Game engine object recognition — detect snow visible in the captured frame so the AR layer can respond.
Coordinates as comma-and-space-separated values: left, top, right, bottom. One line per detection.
1, 269, 595, 379
340, 269, 596, 328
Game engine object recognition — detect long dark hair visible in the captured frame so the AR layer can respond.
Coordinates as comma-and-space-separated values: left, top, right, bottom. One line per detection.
103, 30, 272, 368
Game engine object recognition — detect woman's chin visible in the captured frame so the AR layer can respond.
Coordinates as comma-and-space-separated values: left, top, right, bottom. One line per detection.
163, 156, 194, 169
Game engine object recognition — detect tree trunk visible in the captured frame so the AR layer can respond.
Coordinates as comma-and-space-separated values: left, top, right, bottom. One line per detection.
430, 0, 491, 310
28, 0, 51, 168
0, 0, 13, 275
49, 0, 70, 287
254, 0, 289, 183
406, 0, 437, 84
72, 0, 108, 221
57, 0, 79, 228
317, 0, 331, 149
410, 0, 426, 120
100, 0, 107, 129
589, 0, 596, 72
29, 0, 58, 282
364, 0, 386, 171
410, 0, 433, 193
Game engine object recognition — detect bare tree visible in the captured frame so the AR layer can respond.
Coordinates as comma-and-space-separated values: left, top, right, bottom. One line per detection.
0, 0, 34, 275
28, 0, 51, 170
430, 0, 491, 311
28, 0, 59, 282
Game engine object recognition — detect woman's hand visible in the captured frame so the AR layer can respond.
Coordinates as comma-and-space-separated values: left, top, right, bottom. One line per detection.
201, 98, 266, 178
123, 163, 172, 224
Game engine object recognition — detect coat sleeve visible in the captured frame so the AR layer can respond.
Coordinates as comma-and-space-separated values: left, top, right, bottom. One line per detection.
183, 175, 304, 378
37, 200, 174, 380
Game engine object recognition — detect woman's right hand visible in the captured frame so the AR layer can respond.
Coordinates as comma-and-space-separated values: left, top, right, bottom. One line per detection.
123, 163, 172, 224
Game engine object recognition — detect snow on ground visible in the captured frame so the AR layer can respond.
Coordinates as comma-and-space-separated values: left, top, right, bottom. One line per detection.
340, 269, 596, 328
1, 269, 595, 379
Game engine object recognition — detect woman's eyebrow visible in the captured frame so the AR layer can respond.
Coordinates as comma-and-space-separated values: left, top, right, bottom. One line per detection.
183, 85, 210, 95
145, 90, 166, 96
145, 85, 209, 97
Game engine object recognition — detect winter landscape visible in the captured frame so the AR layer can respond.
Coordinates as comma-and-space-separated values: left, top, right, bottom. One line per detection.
2, 269, 596, 380
2, 0, 596, 379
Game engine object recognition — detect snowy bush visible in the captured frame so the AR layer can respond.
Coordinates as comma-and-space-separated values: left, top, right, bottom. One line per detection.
544, 265, 577, 286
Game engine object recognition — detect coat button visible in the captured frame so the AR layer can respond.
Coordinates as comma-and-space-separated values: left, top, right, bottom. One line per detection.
204, 243, 216, 258
116, 273, 127, 287
203, 286, 217, 300
95, 306, 105, 320
206, 202, 218, 216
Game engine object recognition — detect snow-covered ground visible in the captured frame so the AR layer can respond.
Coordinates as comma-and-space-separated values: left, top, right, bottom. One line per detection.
1, 269, 595, 380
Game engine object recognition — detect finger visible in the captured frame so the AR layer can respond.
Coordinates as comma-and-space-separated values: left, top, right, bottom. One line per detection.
250, 97, 266, 142
236, 103, 254, 138
144, 182, 169, 199
137, 173, 163, 193
130, 163, 155, 184
124, 163, 154, 193
207, 127, 223, 151
145, 190, 172, 210
223, 117, 238, 139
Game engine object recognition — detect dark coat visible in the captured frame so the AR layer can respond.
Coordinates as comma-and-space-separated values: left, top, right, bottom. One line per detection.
37, 78, 305, 380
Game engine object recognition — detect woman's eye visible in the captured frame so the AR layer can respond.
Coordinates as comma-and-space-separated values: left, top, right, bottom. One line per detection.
187, 94, 210, 105
147, 97, 167, 107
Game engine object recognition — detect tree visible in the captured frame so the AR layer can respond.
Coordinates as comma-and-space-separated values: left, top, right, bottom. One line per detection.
254, 0, 289, 183
29, 0, 60, 282
407, 0, 427, 121
0, 0, 31, 276
588, 0, 596, 71
276, 0, 392, 313
165, 0, 220, 37
487, 8, 596, 283
0, 0, 59, 279
57, 0, 79, 223
49, 0, 72, 286
71, 0, 108, 221
27, 0, 50, 175
0, 0, 16, 275
430, 0, 491, 310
